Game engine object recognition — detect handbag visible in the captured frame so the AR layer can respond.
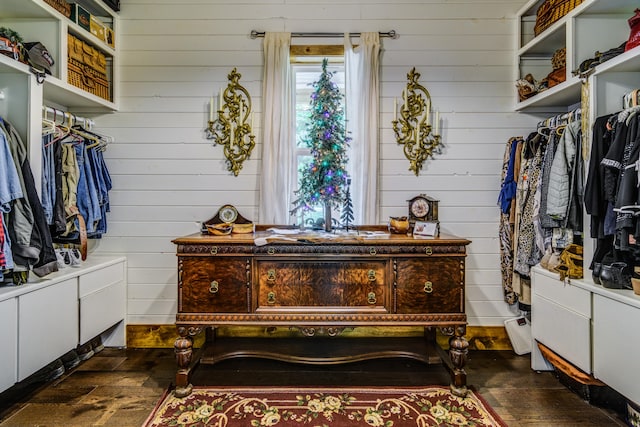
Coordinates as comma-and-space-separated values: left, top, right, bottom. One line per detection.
626, 9, 640, 52
553, 243, 583, 280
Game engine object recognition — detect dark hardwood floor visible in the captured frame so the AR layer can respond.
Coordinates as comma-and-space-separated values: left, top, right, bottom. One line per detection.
0, 346, 628, 426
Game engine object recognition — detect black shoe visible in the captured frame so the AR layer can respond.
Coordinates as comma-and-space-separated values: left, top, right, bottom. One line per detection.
77, 342, 94, 361
61, 349, 80, 370
28, 358, 65, 384
91, 336, 104, 354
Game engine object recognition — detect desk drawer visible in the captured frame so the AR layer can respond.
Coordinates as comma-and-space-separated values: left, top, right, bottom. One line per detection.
395, 258, 464, 313
256, 260, 387, 309
179, 256, 250, 313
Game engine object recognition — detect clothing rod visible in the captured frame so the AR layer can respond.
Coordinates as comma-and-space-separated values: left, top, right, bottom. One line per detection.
42, 106, 94, 129
536, 107, 581, 128
250, 30, 398, 39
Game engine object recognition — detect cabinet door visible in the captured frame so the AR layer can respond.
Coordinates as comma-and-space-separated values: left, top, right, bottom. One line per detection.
179, 256, 250, 313
593, 294, 640, 404
0, 298, 17, 392
256, 260, 387, 309
18, 279, 78, 381
395, 258, 464, 313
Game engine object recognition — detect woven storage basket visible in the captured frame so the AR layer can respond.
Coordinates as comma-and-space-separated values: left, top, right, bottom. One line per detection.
43, 0, 72, 18
534, 0, 584, 36
67, 34, 110, 101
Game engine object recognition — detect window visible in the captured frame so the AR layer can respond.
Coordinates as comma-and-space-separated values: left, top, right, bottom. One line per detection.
291, 52, 345, 227
260, 34, 379, 226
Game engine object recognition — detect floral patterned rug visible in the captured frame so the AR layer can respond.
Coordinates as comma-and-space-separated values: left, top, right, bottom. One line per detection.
143, 385, 507, 426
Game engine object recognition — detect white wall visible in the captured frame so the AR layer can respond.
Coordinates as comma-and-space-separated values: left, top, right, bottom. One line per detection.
91, 0, 537, 326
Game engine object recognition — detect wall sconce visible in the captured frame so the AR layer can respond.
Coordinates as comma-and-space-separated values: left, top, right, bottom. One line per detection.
392, 67, 441, 176
206, 68, 255, 176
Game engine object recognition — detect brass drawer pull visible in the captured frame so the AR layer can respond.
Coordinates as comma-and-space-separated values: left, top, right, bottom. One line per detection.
267, 292, 276, 304
266, 269, 276, 284
367, 292, 377, 304
267, 247, 276, 255
367, 269, 376, 282
425, 246, 432, 255
424, 281, 433, 293
210, 246, 218, 255
209, 280, 219, 293
369, 247, 377, 255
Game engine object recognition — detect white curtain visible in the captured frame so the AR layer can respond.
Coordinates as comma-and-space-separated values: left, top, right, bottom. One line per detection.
345, 33, 381, 225
259, 33, 295, 225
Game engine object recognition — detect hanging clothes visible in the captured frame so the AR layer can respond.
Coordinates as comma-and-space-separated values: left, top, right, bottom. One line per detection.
43, 124, 113, 255
499, 110, 584, 308
546, 120, 584, 232
514, 132, 548, 280
1, 117, 58, 277
0, 120, 23, 271
584, 114, 616, 269
498, 137, 523, 305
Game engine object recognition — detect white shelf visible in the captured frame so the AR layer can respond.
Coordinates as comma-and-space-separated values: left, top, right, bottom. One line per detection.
0, 51, 116, 111
515, 75, 582, 112
516, 0, 639, 111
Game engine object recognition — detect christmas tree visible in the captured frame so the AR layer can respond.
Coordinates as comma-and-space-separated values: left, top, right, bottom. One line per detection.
341, 178, 354, 231
291, 59, 350, 230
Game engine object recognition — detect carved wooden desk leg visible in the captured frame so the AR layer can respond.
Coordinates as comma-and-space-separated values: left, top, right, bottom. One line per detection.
174, 326, 201, 397
448, 326, 469, 397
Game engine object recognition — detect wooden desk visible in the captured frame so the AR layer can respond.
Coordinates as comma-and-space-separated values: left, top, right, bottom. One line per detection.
173, 229, 471, 397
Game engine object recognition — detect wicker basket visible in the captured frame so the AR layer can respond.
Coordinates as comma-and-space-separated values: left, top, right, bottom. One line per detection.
43, 0, 71, 18
67, 34, 110, 101
534, 0, 584, 36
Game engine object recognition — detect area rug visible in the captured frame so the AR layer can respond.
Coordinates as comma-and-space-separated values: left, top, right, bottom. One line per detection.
142, 385, 508, 426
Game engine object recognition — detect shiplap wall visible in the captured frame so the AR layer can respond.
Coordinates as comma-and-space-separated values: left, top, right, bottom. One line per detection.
91, 0, 538, 326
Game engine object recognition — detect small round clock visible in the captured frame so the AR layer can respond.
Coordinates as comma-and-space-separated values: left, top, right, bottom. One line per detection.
408, 194, 438, 222
410, 197, 430, 219
219, 204, 238, 223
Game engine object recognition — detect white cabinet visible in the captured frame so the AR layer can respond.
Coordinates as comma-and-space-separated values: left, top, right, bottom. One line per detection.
0, 256, 126, 393
518, 0, 640, 405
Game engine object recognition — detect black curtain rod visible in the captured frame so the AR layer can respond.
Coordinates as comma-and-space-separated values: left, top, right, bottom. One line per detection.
250, 30, 397, 39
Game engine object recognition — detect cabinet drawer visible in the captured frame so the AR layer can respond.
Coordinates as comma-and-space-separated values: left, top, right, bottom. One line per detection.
179, 256, 250, 313
79, 261, 124, 297
532, 267, 590, 317
256, 260, 387, 309
532, 293, 591, 373
80, 280, 125, 344
395, 258, 464, 313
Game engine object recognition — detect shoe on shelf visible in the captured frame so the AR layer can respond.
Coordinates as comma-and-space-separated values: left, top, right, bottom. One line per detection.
68, 248, 82, 267
55, 248, 69, 269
